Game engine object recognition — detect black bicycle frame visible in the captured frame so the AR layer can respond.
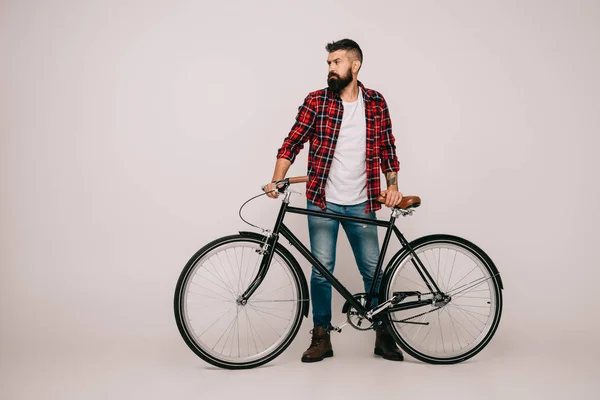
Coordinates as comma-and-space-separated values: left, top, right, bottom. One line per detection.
240, 197, 443, 318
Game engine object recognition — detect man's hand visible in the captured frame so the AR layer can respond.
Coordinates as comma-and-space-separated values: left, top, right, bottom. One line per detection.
263, 181, 280, 199
380, 185, 403, 208
264, 159, 292, 199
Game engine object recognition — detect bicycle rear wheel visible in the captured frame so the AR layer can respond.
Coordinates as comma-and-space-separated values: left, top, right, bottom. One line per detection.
174, 234, 308, 369
380, 234, 503, 364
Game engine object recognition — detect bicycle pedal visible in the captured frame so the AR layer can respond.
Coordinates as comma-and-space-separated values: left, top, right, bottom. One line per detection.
330, 326, 342, 333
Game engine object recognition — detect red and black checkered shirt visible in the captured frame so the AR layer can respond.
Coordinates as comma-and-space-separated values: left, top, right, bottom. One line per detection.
277, 81, 400, 214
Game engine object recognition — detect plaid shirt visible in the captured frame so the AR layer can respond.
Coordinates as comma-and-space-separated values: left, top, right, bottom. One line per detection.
277, 81, 400, 213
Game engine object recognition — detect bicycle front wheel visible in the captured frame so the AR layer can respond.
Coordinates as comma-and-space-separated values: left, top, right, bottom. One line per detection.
380, 234, 503, 364
174, 234, 308, 369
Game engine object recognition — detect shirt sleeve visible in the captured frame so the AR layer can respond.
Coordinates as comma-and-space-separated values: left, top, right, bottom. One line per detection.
379, 97, 400, 174
276, 94, 316, 163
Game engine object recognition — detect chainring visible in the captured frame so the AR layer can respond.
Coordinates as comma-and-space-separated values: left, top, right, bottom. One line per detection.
346, 294, 374, 331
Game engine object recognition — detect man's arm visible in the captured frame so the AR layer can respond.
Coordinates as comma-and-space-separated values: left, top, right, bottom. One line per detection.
381, 171, 403, 208
264, 94, 316, 198
385, 171, 397, 187
275, 94, 317, 164
379, 97, 402, 207
379, 97, 400, 175
264, 158, 292, 199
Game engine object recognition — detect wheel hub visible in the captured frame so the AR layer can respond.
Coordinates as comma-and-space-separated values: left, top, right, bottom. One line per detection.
432, 293, 451, 308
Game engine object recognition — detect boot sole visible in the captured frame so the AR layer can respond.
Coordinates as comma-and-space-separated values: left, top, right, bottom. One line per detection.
374, 348, 404, 361
301, 350, 334, 363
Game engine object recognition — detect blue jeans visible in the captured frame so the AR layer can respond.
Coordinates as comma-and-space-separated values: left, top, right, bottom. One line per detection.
307, 200, 382, 328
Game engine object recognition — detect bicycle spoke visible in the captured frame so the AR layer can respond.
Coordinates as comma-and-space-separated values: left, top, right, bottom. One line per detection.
253, 282, 292, 299
436, 249, 441, 289
186, 298, 233, 307
396, 274, 428, 291
190, 281, 234, 302
197, 306, 235, 339
448, 303, 488, 326
231, 248, 243, 294
240, 247, 246, 291
247, 304, 292, 322
245, 254, 262, 290
417, 322, 434, 347
452, 295, 489, 299
241, 248, 256, 288
449, 303, 490, 318
206, 258, 238, 297
447, 275, 495, 297
437, 311, 446, 353
445, 307, 461, 351
200, 260, 234, 295
445, 249, 458, 291
448, 265, 479, 292
192, 274, 235, 298
408, 314, 429, 340
217, 252, 238, 295
246, 303, 293, 313
229, 247, 244, 295
247, 305, 282, 336
446, 307, 477, 341
451, 303, 490, 309
213, 312, 238, 353
186, 290, 234, 302
242, 306, 263, 354
422, 250, 435, 277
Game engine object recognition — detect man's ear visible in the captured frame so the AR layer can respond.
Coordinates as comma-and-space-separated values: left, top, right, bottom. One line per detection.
352, 59, 361, 74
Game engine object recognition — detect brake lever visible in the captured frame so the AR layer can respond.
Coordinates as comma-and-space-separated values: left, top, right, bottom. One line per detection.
260, 179, 289, 193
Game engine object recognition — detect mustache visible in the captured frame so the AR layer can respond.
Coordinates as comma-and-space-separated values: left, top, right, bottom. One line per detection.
328, 72, 340, 79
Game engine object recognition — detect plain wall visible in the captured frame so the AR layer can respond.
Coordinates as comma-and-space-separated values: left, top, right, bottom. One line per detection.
1, 0, 599, 358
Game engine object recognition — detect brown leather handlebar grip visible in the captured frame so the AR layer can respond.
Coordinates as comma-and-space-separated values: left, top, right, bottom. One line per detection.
288, 176, 308, 184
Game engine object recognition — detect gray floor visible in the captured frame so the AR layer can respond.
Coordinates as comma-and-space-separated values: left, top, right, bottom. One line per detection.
2, 329, 598, 400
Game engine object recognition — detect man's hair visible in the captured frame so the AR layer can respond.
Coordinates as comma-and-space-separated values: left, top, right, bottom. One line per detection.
325, 39, 363, 68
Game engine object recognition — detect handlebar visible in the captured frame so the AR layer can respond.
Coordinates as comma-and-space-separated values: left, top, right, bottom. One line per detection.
263, 176, 422, 210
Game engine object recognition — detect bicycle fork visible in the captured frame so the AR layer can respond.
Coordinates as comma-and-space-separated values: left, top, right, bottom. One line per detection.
237, 192, 292, 305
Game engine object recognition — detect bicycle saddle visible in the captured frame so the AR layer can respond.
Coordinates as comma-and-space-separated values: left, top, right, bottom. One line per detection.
376, 195, 421, 210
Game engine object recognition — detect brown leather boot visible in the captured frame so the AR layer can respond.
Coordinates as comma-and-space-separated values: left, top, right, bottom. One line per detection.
301, 326, 334, 363
374, 327, 404, 361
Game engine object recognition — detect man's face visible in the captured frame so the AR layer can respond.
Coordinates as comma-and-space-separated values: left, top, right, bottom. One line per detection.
327, 50, 354, 93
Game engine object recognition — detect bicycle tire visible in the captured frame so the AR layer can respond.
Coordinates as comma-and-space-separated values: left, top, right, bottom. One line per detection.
379, 234, 503, 364
174, 234, 309, 369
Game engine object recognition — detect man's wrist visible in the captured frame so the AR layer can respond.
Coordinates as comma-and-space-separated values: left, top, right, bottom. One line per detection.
385, 171, 398, 187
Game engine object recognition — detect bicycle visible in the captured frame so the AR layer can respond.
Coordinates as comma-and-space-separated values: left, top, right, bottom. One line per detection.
173, 176, 504, 369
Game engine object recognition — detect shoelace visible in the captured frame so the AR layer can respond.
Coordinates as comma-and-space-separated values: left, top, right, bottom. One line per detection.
308, 329, 328, 348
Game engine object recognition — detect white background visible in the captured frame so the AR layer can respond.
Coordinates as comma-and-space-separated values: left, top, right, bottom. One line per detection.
1, 0, 599, 398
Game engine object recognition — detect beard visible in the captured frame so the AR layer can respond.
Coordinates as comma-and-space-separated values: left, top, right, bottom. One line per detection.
327, 68, 353, 94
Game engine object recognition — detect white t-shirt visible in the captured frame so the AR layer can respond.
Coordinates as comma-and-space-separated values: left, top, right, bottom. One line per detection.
325, 89, 367, 205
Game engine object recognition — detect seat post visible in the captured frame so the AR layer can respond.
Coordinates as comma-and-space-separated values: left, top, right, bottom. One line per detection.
390, 207, 403, 220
